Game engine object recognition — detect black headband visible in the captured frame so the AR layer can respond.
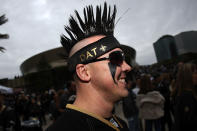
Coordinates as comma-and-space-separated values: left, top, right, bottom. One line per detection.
68, 36, 121, 72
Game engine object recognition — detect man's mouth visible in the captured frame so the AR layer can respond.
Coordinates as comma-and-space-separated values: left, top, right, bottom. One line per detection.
118, 78, 126, 84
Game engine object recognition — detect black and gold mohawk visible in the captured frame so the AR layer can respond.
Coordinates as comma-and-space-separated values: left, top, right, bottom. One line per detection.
61, 2, 117, 53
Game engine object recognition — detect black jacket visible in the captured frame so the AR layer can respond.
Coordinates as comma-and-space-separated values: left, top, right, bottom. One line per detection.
47, 104, 129, 131
0, 105, 21, 131
173, 90, 197, 131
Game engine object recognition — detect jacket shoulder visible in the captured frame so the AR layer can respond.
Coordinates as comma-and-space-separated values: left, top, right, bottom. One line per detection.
46, 109, 89, 131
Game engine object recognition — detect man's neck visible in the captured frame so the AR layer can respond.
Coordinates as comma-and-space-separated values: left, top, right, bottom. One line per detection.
73, 88, 114, 118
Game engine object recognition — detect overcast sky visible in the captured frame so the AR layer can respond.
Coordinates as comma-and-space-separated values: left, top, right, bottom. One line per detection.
1, 0, 197, 79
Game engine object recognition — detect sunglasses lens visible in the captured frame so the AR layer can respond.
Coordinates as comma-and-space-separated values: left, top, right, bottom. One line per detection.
109, 51, 124, 65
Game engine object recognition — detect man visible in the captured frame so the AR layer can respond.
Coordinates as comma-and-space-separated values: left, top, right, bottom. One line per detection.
47, 2, 132, 131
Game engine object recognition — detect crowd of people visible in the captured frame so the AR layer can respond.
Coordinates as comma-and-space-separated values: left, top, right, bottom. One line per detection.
0, 81, 76, 131
120, 62, 197, 131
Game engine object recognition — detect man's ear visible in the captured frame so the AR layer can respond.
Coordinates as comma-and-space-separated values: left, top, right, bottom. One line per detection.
76, 64, 90, 82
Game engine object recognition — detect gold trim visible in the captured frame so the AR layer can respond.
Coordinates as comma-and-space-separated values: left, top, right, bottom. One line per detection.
66, 104, 120, 131
112, 115, 123, 128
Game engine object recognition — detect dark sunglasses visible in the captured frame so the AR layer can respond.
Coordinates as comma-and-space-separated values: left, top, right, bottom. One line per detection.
84, 51, 125, 66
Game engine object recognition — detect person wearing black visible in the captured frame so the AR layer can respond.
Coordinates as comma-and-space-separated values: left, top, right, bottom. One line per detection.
156, 73, 173, 131
173, 63, 197, 131
47, 2, 133, 131
122, 73, 140, 131
0, 93, 21, 131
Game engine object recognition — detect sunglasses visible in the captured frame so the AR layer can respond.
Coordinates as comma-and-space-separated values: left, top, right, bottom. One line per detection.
84, 51, 125, 66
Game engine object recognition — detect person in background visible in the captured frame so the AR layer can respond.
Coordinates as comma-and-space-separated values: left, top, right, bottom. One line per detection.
0, 93, 21, 131
66, 81, 76, 104
192, 64, 197, 92
136, 74, 165, 131
47, 2, 132, 131
156, 73, 173, 131
122, 72, 140, 131
173, 63, 197, 131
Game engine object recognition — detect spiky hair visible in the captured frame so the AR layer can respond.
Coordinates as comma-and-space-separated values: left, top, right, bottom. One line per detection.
61, 2, 117, 53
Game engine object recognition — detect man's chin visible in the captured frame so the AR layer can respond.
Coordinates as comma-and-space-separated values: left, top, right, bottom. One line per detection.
124, 91, 129, 97
120, 89, 129, 98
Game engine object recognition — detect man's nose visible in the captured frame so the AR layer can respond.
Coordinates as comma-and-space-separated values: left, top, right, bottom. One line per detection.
122, 61, 132, 72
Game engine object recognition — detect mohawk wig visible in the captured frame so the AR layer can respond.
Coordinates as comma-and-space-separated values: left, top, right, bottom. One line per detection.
61, 2, 117, 54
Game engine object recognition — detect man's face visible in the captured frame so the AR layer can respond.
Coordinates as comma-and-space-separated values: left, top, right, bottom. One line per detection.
87, 48, 132, 101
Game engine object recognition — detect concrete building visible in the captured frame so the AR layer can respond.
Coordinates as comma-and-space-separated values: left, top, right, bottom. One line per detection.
20, 47, 68, 75
1, 44, 136, 90
20, 45, 136, 75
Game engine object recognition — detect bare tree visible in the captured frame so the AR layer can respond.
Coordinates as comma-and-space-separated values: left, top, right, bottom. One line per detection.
0, 14, 9, 52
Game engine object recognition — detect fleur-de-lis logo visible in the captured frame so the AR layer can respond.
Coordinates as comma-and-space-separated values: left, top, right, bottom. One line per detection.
100, 45, 107, 52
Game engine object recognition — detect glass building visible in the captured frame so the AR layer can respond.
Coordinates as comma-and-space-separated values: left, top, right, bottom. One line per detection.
174, 31, 197, 55
153, 31, 197, 62
153, 35, 177, 62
